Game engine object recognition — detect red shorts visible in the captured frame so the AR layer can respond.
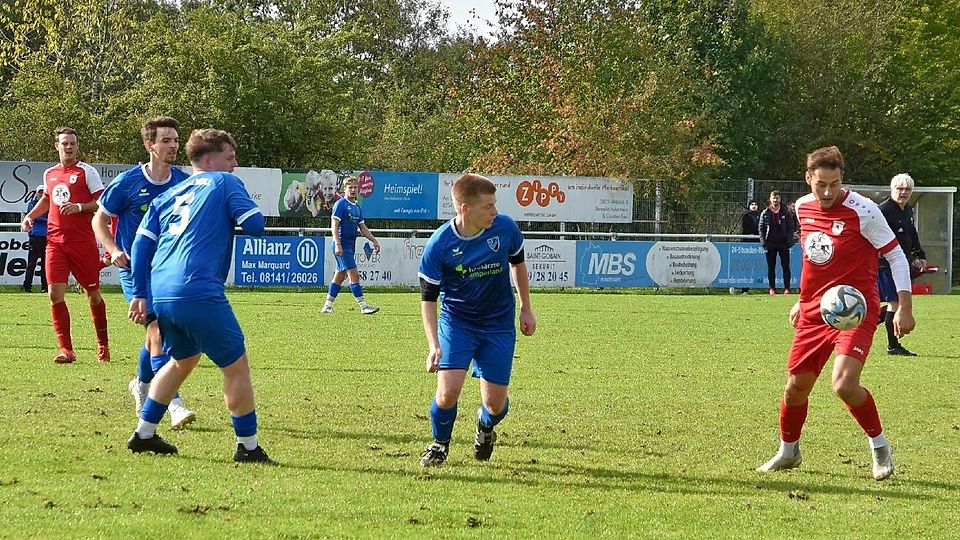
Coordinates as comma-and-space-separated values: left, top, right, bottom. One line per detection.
46, 240, 102, 291
787, 301, 879, 375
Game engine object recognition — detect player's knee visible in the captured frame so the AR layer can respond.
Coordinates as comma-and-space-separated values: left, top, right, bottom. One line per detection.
783, 381, 812, 404
435, 390, 459, 409
831, 377, 858, 401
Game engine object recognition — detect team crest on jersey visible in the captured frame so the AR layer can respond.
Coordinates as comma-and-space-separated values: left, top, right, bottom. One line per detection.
832, 220, 845, 235
69, 174, 78, 184
804, 231, 834, 265
487, 237, 500, 252
51, 184, 71, 206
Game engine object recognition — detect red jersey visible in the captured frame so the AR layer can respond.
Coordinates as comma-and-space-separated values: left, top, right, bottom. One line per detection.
796, 189, 898, 307
43, 161, 104, 244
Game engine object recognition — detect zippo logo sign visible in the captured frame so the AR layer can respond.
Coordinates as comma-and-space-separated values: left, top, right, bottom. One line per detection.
438, 174, 633, 223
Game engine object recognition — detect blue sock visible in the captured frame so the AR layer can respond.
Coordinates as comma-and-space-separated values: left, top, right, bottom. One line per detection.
150, 354, 169, 375
137, 346, 153, 383
232, 410, 258, 437
480, 398, 509, 429
430, 399, 457, 443
140, 397, 169, 423
349, 282, 363, 298
327, 282, 342, 298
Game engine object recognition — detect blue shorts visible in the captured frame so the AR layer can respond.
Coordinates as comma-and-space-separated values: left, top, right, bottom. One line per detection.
154, 297, 246, 367
119, 267, 155, 316
877, 266, 897, 303
438, 316, 516, 386
333, 240, 357, 271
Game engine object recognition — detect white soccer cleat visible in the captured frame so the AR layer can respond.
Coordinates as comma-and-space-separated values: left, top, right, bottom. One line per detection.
169, 403, 197, 430
360, 304, 379, 315
756, 448, 803, 472
128, 378, 148, 415
321, 304, 334, 314
872, 445, 894, 481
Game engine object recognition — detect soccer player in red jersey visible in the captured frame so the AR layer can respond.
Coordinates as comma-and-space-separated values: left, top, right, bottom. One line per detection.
757, 146, 915, 481
21, 127, 110, 364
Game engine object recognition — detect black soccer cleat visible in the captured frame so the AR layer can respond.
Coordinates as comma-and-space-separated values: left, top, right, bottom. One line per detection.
473, 421, 497, 461
419, 441, 449, 467
887, 345, 918, 357
128, 432, 178, 455
233, 444, 278, 464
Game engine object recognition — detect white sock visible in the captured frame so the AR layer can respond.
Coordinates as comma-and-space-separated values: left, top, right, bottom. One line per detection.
779, 440, 799, 455
355, 295, 367, 306
238, 434, 258, 451
324, 295, 334, 305
136, 420, 158, 438
170, 397, 183, 408
869, 432, 889, 449
137, 381, 150, 394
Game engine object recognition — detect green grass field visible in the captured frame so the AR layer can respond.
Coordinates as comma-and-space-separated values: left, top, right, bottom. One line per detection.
1, 289, 958, 538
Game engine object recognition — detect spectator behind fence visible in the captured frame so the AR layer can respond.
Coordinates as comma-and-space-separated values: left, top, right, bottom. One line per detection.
731, 199, 761, 294
759, 190, 795, 295
22, 185, 49, 293
876, 173, 927, 357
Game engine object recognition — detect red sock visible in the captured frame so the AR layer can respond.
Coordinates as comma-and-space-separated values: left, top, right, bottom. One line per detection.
779, 399, 808, 443
90, 299, 109, 347
51, 301, 73, 351
847, 389, 883, 437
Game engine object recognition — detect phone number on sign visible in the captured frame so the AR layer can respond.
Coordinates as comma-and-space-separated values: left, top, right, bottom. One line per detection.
527, 270, 569, 282
237, 271, 321, 285
356, 270, 393, 282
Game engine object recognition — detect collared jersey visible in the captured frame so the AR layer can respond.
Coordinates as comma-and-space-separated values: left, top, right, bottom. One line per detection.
331, 197, 364, 242
43, 161, 104, 244
418, 214, 524, 331
796, 189, 898, 307
98, 164, 190, 255
137, 171, 261, 301
877, 198, 924, 268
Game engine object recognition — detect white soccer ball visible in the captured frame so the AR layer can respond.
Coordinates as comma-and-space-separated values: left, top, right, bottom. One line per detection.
820, 284, 867, 330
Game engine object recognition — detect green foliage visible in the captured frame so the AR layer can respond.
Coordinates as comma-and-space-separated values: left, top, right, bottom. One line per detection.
0, 0, 957, 187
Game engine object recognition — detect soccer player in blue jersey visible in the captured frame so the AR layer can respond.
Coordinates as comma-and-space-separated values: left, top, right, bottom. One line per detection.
125, 128, 274, 463
93, 116, 197, 428
417, 173, 537, 467
321, 175, 381, 315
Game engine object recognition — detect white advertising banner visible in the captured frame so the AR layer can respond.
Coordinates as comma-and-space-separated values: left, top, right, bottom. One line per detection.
323, 237, 429, 287
438, 174, 633, 223
0, 232, 120, 286
646, 241, 721, 288
231, 167, 283, 217
523, 240, 576, 287
1, 161, 130, 212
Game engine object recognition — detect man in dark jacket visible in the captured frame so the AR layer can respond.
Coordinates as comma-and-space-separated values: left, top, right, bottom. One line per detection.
877, 173, 927, 356
22, 185, 49, 293
731, 200, 761, 294
758, 190, 795, 295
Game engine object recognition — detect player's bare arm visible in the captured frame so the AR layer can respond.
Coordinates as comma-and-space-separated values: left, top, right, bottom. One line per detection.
93, 208, 129, 268
511, 261, 536, 336
789, 301, 801, 328
359, 223, 380, 253
421, 300, 442, 372
331, 217, 342, 256
21, 193, 51, 232
892, 291, 915, 337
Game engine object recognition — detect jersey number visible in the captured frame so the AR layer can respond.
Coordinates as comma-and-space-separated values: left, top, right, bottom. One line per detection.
169, 192, 195, 235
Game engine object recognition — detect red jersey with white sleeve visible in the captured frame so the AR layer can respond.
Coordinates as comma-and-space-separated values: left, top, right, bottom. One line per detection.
796, 189, 898, 309
43, 161, 104, 244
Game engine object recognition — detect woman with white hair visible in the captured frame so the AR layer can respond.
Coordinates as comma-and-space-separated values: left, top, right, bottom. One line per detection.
876, 173, 927, 356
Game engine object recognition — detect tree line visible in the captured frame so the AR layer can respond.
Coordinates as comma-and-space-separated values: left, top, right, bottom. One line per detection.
1, 0, 957, 188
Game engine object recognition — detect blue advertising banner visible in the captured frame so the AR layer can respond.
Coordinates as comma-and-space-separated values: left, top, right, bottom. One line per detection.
234, 236, 325, 287
356, 171, 439, 219
575, 241, 654, 287
713, 242, 803, 289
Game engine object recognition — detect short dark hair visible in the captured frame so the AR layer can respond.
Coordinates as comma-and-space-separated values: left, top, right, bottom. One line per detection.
452, 173, 496, 207
770, 190, 780, 197
54, 127, 77, 140
141, 116, 179, 143
806, 146, 844, 172
186, 128, 236, 163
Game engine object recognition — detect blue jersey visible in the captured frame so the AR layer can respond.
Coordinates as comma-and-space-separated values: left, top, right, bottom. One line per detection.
137, 172, 262, 302
98, 164, 189, 255
26, 196, 48, 237
418, 214, 524, 331
331, 198, 364, 242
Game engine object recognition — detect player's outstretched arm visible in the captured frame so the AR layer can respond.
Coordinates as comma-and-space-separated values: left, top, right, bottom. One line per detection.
421, 300, 442, 372
511, 261, 536, 336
